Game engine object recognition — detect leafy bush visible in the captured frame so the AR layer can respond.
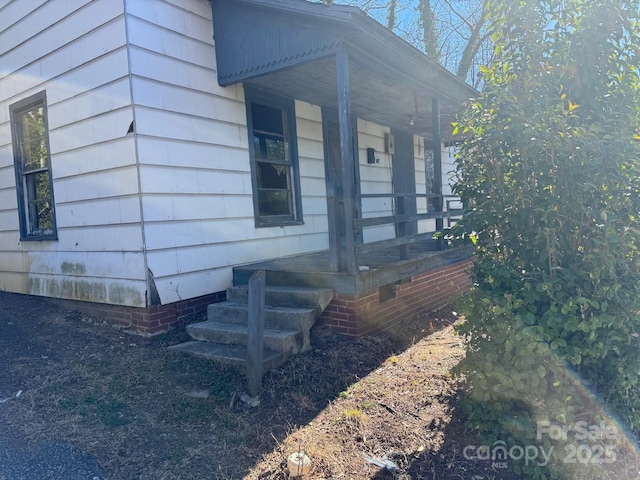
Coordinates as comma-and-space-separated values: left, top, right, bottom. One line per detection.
452, 0, 640, 477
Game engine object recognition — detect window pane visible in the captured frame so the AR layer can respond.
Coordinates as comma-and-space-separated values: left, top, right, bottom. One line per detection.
254, 133, 288, 163
20, 107, 48, 171
32, 171, 51, 202
251, 103, 284, 135
36, 201, 54, 231
266, 137, 286, 163
23, 138, 48, 171
25, 171, 53, 232
258, 189, 292, 216
257, 161, 290, 189
21, 107, 44, 142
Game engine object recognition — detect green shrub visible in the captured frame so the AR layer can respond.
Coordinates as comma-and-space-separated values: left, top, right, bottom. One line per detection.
452, 1, 640, 477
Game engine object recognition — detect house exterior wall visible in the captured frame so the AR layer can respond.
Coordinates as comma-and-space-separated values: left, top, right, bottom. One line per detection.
124, 0, 330, 305
0, 0, 147, 306
357, 124, 448, 240
0, 0, 462, 322
357, 119, 396, 243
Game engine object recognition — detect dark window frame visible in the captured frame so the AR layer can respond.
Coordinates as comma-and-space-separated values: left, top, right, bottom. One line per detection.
10, 91, 58, 241
245, 88, 303, 227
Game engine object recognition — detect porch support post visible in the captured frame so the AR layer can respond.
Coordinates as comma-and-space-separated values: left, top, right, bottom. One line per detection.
432, 97, 444, 250
335, 47, 358, 275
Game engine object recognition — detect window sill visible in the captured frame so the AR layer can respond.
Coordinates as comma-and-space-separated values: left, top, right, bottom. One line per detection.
255, 219, 304, 228
20, 234, 58, 242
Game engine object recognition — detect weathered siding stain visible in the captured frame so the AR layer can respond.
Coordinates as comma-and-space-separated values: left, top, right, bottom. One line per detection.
0, 0, 147, 306
61, 262, 87, 275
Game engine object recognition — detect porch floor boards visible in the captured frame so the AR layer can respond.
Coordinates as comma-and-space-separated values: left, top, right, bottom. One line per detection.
239, 242, 439, 273
233, 242, 473, 295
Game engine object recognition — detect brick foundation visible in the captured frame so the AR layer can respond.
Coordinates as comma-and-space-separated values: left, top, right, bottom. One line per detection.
319, 258, 473, 337
49, 291, 226, 335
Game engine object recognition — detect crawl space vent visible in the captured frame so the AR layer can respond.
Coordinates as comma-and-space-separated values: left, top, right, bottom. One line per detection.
379, 283, 397, 303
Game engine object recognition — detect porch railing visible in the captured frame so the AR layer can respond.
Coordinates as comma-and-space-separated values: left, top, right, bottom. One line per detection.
352, 192, 463, 263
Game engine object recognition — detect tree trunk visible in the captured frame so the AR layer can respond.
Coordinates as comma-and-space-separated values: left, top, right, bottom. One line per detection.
455, 2, 486, 80
386, 0, 397, 29
420, 0, 440, 61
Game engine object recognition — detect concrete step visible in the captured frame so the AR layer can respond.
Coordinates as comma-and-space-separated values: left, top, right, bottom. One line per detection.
207, 301, 318, 333
187, 321, 304, 354
226, 285, 335, 311
168, 341, 285, 371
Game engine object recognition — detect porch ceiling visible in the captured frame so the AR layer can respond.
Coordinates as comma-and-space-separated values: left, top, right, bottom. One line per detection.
209, 0, 478, 141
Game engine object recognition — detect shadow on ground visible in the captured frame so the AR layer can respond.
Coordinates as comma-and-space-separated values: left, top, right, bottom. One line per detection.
0, 290, 515, 479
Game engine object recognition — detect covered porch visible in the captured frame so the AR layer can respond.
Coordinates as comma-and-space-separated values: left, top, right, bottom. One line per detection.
211, 0, 476, 268
210, 0, 476, 334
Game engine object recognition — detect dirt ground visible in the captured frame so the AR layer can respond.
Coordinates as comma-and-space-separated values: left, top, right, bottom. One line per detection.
0, 290, 516, 479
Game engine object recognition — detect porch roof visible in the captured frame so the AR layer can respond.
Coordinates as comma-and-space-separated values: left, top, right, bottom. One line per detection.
209, 0, 478, 140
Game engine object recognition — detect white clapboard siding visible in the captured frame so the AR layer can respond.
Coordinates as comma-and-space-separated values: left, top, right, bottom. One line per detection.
0, 18, 127, 100
0, 0, 89, 58
131, 77, 247, 125
25, 251, 145, 280
0, 122, 10, 147
0, 1, 48, 41
53, 165, 140, 204
152, 265, 233, 304
0, 210, 19, 233
56, 196, 142, 228
27, 272, 147, 306
0, 0, 148, 306
0, 271, 27, 293
51, 137, 137, 179
47, 78, 132, 130
139, 165, 251, 196
0, 161, 15, 189
126, 15, 215, 70
357, 119, 395, 243
0, 231, 20, 250
128, 46, 242, 100
136, 136, 249, 170
129, 0, 330, 302
0, 251, 24, 273
48, 108, 134, 154
45, 48, 131, 107
126, 0, 213, 42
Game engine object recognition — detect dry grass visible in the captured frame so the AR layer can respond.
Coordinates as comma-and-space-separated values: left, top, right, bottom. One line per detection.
0, 291, 519, 479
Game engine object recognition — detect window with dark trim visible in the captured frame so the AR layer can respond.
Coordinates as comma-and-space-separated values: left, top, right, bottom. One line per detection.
10, 92, 57, 240
245, 89, 303, 227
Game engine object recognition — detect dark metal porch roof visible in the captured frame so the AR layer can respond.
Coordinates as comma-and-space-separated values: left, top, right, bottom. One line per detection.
209, 0, 478, 140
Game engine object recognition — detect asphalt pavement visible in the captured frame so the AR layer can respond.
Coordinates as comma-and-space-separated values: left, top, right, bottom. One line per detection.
0, 434, 104, 480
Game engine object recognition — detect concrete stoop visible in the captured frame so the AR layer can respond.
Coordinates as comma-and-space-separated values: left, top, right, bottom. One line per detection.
168, 285, 334, 371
